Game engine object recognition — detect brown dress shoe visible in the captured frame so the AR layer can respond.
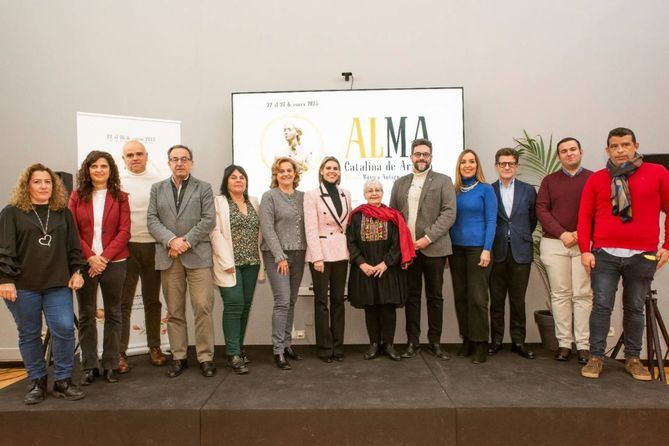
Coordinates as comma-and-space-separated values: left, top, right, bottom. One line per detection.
577, 349, 590, 364
117, 353, 130, 374
149, 347, 167, 366
554, 347, 571, 361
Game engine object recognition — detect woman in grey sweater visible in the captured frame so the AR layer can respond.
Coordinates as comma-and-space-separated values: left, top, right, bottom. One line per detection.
259, 157, 306, 370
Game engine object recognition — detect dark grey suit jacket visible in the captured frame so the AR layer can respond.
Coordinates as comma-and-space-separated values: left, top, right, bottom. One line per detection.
389, 169, 457, 257
147, 176, 215, 270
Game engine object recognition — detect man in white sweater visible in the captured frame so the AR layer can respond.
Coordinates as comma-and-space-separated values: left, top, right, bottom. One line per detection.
118, 140, 166, 371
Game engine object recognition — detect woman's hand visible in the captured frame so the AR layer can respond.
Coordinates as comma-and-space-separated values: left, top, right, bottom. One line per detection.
478, 250, 491, 268
87, 255, 108, 274
224, 267, 235, 274
373, 262, 388, 278
277, 259, 289, 276
68, 272, 84, 291
313, 260, 325, 273
0, 283, 17, 302
359, 263, 375, 277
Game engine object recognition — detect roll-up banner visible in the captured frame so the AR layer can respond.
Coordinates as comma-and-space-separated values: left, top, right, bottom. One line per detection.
76, 112, 180, 355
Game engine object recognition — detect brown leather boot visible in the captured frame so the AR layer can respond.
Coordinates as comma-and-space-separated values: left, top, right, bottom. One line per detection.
117, 352, 130, 374
149, 347, 167, 366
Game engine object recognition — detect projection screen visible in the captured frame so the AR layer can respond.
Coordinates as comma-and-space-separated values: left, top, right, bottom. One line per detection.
232, 87, 464, 206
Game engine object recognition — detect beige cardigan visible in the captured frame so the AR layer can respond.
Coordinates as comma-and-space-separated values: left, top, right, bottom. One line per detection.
210, 195, 265, 287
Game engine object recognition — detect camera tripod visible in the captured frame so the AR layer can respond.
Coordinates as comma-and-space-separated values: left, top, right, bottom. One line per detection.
610, 289, 668, 383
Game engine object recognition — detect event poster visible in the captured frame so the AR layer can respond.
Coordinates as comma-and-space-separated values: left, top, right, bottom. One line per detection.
232, 88, 464, 207
76, 112, 180, 355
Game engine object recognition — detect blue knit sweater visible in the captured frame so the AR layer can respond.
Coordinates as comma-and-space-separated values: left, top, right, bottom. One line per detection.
450, 178, 497, 250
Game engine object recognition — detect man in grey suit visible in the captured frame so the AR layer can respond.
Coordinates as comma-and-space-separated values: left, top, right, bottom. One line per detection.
147, 145, 217, 378
389, 138, 457, 359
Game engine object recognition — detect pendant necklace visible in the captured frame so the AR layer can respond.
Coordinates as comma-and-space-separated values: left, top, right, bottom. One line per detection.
460, 181, 479, 193
31, 205, 52, 247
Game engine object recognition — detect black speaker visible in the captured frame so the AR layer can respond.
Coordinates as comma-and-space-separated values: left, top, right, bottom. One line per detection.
56, 171, 73, 193
644, 154, 669, 170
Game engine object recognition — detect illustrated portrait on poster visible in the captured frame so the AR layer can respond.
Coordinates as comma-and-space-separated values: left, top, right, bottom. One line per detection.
261, 115, 323, 178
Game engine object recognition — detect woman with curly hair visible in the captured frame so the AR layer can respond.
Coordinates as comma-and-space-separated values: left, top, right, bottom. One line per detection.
0, 163, 87, 404
69, 151, 130, 385
259, 157, 306, 370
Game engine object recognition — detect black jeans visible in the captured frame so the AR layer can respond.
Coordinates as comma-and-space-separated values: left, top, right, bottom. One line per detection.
489, 249, 531, 344
78, 261, 127, 370
450, 246, 492, 342
365, 304, 397, 344
120, 242, 162, 352
309, 260, 347, 358
405, 252, 447, 345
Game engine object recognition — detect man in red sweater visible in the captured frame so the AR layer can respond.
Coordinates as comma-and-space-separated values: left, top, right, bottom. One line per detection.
578, 127, 669, 381
537, 137, 592, 364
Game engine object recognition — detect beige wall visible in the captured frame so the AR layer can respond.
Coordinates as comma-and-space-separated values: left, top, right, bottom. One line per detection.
1, 0, 668, 358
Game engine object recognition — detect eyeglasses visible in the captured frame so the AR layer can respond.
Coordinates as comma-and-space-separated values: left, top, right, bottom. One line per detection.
169, 157, 192, 164
412, 152, 432, 159
497, 161, 517, 168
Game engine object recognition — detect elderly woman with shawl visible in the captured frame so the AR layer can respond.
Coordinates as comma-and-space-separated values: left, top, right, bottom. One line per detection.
346, 179, 416, 361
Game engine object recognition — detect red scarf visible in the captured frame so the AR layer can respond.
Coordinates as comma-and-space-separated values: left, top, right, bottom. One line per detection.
349, 203, 416, 268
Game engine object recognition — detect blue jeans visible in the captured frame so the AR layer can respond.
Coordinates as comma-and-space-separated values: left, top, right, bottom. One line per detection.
589, 249, 657, 358
4, 287, 75, 381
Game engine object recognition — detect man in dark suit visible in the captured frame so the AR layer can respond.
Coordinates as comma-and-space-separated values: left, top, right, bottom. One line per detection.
389, 138, 457, 359
147, 145, 217, 377
489, 148, 537, 359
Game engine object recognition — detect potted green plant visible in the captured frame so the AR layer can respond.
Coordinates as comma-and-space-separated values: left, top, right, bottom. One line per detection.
514, 130, 562, 351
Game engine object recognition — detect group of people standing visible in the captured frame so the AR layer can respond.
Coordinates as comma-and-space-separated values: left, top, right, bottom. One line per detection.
2, 127, 668, 406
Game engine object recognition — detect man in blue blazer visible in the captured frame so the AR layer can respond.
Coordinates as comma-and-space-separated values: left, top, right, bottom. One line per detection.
489, 148, 537, 359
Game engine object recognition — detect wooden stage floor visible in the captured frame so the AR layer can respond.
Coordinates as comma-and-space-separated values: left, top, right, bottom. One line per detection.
1, 345, 668, 446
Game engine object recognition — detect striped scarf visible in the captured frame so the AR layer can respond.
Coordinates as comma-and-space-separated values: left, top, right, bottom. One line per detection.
607, 153, 643, 223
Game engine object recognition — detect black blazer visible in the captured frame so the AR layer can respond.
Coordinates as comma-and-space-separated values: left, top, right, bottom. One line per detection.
491, 179, 537, 264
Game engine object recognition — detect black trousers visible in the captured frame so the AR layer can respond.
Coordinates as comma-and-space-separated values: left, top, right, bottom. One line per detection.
309, 260, 347, 358
120, 242, 162, 352
78, 261, 127, 370
405, 252, 447, 345
489, 248, 531, 344
449, 246, 492, 342
364, 304, 397, 344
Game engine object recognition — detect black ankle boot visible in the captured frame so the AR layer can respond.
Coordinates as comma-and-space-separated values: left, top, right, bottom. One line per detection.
284, 346, 303, 360
24, 375, 47, 405
274, 353, 291, 370
364, 342, 380, 360
230, 355, 249, 374
103, 369, 119, 383
457, 338, 474, 357
53, 378, 85, 401
240, 347, 250, 364
80, 368, 99, 386
472, 342, 488, 364
385, 344, 402, 361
